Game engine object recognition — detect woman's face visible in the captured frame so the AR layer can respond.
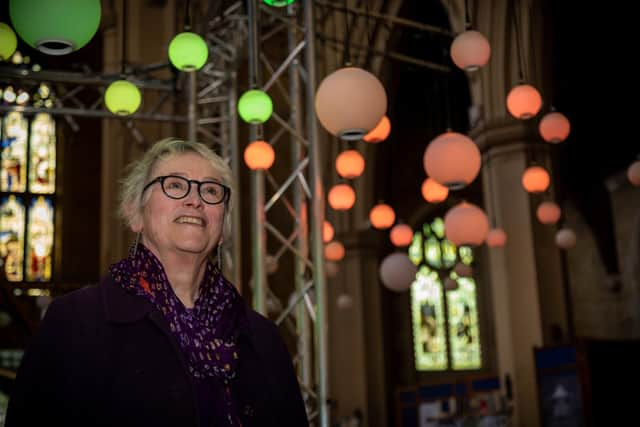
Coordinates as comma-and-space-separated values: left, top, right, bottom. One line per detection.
132, 152, 226, 261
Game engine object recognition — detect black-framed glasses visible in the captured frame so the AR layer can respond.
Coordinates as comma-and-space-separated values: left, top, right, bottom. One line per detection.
142, 175, 230, 205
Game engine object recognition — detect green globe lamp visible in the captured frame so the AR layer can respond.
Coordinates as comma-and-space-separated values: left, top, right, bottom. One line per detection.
168, 32, 208, 71
238, 89, 273, 124
105, 80, 142, 116
263, 0, 295, 7
0, 23, 17, 61
9, 0, 101, 55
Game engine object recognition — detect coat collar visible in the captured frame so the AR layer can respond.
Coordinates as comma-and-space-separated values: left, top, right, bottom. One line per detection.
100, 273, 254, 341
100, 274, 154, 323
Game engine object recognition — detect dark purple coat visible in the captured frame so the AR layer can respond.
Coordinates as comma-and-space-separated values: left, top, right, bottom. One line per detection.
5, 275, 309, 427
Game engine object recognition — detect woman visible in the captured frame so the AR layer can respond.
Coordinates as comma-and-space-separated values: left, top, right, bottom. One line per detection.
6, 138, 309, 426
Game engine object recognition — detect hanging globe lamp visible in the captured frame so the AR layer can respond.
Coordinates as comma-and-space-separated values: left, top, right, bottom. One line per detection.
423, 131, 481, 190
335, 149, 365, 179
327, 184, 356, 211
238, 89, 273, 124
539, 111, 570, 143
506, 83, 542, 119
315, 66, 387, 141
444, 202, 489, 246
105, 80, 141, 116
244, 140, 275, 170
369, 203, 395, 230
363, 115, 391, 143
10, 0, 101, 55
168, 31, 208, 71
450, 30, 491, 71
0, 23, 17, 60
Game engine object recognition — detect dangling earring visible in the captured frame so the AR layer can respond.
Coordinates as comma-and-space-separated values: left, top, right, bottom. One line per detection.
217, 242, 223, 271
129, 232, 142, 257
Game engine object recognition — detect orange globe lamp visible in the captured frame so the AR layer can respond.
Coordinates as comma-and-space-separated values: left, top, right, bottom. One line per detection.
486, 228, 507, 248
423, 131, 481, 190
522, 166, 550, 193
363, 115, 391, 143
421, 178, 449, 203
627, 160, 640, 186
444, 202, 489, 246
450, 30, 491, 71
369, 203, 395, 230
536, 201, 561, 224
390, 224, 413, 247
539, 111, 570, 143
335, 149, 365, 179
506, 83, 542, 119
323, 221, 335, 243
244, 140, 275, 170
324, 241, 345, 261
328, 184, 356, 211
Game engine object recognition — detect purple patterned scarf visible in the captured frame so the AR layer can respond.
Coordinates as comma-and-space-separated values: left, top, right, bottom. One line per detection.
109, 243, 244, 426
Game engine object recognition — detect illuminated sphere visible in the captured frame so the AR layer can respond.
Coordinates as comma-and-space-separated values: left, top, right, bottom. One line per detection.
506, 83, 542, 119
363, 115, 391, 143
536, 201, 561, 224
324, 241, 345, 261
486, 228, 507, 248
238, 89, 273, 124
390, 224, 413, 247
336, 294, 353, 309
315, 66, 387, 141
244, 140, 275, 170
627, 161, 640, 186
322, 221, 334, 243
522, 166, 550, 193
328, 184, 356, 211
168, 32, 208, 71
423, 131, 481, 190
263, 0, 295, 6
539, 111, 570, 143
10, 0, 101, 55
450, 30, 491, 71
325, 261, 340, 278
0, 23, 17, 60
444, 202, 489, 246
105, 80, 142, 116
421, 178, 449, 203
335, 149, 365, 179
379, 252, 417, 292
555, 228, 577, 249
369, 203, 395, 230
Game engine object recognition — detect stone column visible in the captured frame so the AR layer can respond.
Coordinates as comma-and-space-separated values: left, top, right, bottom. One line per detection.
474, 119, 568, 427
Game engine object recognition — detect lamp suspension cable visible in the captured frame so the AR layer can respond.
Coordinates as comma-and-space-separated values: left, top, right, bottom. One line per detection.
342, 0, 351, 65
511, 0, 526, 82
464, 0, 471, 30
363, 0, 372, 68
121, 0, 126, 75
185, 0, 192, 30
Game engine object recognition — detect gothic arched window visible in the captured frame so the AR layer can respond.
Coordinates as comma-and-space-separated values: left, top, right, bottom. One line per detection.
1, 111, 57, 283
408, 217, 482, 371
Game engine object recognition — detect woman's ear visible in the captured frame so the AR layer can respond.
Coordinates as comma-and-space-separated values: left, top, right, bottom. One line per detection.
124, 202, 143, 233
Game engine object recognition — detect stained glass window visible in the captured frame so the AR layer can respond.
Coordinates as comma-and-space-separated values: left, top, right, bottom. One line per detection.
0, 195, 25, 282
412, 266, 447, 370
409, 217, 483, 371
26, 197, 54, 281
0, 110, 57, 283
1, 112, 28, 192
447, 277, 482, 369
28, 113, 56, 194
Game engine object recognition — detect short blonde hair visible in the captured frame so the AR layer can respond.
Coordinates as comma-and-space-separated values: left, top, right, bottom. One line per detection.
119, 138, 234, 239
